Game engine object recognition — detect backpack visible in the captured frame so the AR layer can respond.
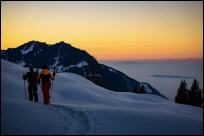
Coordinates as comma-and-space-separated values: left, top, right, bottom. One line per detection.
27, 72, 38, 85
40, 74, 52, 82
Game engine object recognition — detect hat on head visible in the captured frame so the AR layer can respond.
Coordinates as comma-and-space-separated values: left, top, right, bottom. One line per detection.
43, 65, 49, 69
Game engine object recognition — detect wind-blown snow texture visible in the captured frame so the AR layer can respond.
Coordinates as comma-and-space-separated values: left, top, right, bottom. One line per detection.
1, 59, 203, 135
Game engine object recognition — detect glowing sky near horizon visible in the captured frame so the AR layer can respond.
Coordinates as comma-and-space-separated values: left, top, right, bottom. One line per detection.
1, 1, 203, 60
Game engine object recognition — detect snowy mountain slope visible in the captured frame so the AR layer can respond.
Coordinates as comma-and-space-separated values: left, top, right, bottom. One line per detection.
1, 41, 167, 99
1, 59, 203, 135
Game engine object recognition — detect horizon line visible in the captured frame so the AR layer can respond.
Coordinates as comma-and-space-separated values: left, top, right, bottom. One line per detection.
1, 40, 203, 61
98, 57, 203, 62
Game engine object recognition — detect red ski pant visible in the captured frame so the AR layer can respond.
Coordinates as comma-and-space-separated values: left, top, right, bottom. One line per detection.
41, 81, 51, 105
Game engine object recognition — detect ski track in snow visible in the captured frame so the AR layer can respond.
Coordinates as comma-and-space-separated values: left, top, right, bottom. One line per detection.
48, 104, 99, 134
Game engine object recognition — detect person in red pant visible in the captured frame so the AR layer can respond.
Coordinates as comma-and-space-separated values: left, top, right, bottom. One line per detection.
38, 65, 55, 105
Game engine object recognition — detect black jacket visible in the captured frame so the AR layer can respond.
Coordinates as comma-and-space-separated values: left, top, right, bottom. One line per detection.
23, 71, 38, 85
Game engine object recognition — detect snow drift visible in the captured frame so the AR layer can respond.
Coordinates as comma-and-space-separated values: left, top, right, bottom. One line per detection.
1, 59, 203, 135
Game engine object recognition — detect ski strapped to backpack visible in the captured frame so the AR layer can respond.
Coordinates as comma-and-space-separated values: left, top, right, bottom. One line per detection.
50, 67, 57, 99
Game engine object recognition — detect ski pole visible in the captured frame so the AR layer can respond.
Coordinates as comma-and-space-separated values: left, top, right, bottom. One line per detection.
50, 68, 57, 100
50, 80, 53, 100
24, 80, 26, 100
49, 67, 57, 98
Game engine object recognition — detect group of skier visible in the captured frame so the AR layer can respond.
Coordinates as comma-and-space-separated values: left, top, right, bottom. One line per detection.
23, 65, 56, 105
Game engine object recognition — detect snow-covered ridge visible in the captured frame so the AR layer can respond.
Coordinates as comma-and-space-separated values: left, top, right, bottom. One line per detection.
52, 56, 61, 67
50, 60, 88, 72
108, 68, 117, 73
68, 61, 88, 69
20, 42, 35, 55
1, 59, 203, 135
140, 83, 152, 93
34, 50, 43, 56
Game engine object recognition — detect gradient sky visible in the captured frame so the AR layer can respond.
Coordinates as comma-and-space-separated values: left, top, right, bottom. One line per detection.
1, 1, 203, 60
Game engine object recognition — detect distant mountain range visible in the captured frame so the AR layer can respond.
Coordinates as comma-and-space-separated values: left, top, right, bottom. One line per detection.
1, 40, 167, 99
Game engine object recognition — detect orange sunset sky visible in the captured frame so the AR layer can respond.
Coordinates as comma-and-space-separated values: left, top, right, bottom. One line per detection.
1, 1, 203, 60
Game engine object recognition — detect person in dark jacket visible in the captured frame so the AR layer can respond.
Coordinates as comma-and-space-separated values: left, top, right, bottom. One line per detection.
23, 67, 39, 103
38, 65, 55, 105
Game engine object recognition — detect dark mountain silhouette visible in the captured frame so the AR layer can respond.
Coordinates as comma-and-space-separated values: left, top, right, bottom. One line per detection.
1, 40, 167, 99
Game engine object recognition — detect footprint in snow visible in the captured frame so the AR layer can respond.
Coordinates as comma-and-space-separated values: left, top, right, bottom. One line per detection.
48, 104, 99, 134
